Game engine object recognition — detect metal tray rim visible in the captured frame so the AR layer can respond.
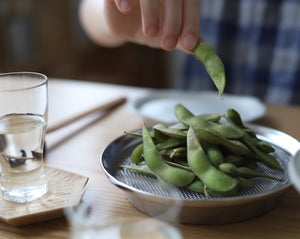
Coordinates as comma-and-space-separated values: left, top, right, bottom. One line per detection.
100, 123, 299, 203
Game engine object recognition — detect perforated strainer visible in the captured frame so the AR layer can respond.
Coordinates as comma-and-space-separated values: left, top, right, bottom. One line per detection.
100, 124, 300, 224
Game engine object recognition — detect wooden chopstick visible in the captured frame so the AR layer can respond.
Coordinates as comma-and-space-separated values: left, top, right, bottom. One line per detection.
46, 96, 127, 134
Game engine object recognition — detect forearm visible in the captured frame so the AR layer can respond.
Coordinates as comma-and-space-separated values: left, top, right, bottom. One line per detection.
79, 0, 125, 47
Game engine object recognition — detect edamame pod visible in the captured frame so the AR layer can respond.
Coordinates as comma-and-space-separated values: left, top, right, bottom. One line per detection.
120, 164, 156, 177
153, 126, 169, 143
237, 166, 284, 181
196, 113, 223, 123
174, 104, 243, 139
226, 108, 256, 137
224, 154, 258, 169
194, 127, 251, 156
169, 123, 188, 130
123, 130, 142, 138
187, 178, 239, 197
192, 42, 226, 98
243, 133, 283, 170
165, 161, 192, 172
226, 108, 247, 129
187, 127, 239, 195
160, 147, 187, 159
207, 145, 224, 167
160, 147, 187, 160
256, 140, 275, 153
153, 123, 186, 139
224, 154, 245, 166
155, 137, 186, 151
131, 143, 144, 164
219, 163, 284, 181
142, 124, 195, 187
187, 179, 205, 193
225, 109, 280, 170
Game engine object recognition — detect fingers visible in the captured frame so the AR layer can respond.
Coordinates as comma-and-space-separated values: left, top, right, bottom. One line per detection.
113, 0, 201, 52
180, 0, 201, 51
140, 0, 160, 37
114, 0, 132, 13
160, 0, 183, 50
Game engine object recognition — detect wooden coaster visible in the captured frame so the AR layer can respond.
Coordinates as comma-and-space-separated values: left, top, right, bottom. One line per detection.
0, 165, 89, 226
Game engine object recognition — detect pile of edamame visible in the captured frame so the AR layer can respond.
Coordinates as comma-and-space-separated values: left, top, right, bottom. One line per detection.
121, 104, 284, 197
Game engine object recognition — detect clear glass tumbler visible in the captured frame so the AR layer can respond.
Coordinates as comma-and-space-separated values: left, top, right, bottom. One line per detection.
0, 72, 48, 203
65, 182, 183, 239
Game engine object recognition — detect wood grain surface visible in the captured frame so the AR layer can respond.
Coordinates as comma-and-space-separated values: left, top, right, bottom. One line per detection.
0, 79, 299, 239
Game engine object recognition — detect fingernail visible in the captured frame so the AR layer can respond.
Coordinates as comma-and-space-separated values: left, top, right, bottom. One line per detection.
182, 34, 197, 50
146, 26, 158, 37
120, 0, 131, 12
163, 37, 177, 50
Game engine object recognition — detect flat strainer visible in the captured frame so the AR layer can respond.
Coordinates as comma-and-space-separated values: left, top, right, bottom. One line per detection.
100, 124, 300, 224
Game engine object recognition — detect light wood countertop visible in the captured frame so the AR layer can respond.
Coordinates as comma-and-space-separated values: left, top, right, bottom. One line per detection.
0, 78, 299, 239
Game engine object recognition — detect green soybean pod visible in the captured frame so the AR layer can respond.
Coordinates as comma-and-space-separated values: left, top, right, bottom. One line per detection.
161, 147, 187, 159
187, 127, 239, 195
152, 123, 186, 139
243, 133, 283, 170
155, 137, 186, 151
123, 130, 142, 138
187, 179, 240, 197
159, 148, 186, 160
207, 145, 224, 167
224, 154, 245, 166
165, 161, 192, 172
226, 108, 256, 137
194, 127, 252, 156
196, 113, 223, 123
142, 124, 195, 187
174, 104, 243, 139
237, 167, 284, 181
169, 123, 188, 130
226, 108, 247, 129
187, 179, 205, 193
192, 42, 226, 98
256, 140, 275, 153
153, 127, 169, 143
219, 163, 239, 177
120, 164, 156, 177
219, 163, 284, 181
131, 143, 144, 164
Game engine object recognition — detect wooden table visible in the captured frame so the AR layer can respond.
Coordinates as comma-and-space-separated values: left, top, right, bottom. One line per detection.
0, 79, 299, 238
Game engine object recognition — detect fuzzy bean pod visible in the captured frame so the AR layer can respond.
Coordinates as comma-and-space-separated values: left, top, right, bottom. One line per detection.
142, 124, 195, 187
193, 42, 226, 98
187, 127, 239, 196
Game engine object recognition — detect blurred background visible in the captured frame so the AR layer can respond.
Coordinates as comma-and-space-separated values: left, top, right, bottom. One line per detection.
0, 0, 182, 88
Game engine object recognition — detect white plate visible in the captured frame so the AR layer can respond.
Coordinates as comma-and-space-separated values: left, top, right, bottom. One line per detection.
128, 90, 266, 123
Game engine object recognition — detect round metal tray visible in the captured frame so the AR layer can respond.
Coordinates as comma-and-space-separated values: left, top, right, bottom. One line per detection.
100, 124, 300, 224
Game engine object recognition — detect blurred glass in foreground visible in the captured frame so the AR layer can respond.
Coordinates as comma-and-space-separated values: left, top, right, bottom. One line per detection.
65, 180, 183, 239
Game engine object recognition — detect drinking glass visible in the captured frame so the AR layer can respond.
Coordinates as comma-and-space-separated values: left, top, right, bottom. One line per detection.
65, 181, 183, 239
0, 72, 48, 203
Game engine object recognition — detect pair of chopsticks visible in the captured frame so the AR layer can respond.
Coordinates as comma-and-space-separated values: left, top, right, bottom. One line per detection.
46, 97, 127, 134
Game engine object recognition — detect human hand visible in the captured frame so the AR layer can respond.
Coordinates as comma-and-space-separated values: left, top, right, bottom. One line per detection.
80, 0, 202, 52
113, 0, 202, 51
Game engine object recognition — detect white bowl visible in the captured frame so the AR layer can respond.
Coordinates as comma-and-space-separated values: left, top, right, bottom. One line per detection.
289, 150, 300, 193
